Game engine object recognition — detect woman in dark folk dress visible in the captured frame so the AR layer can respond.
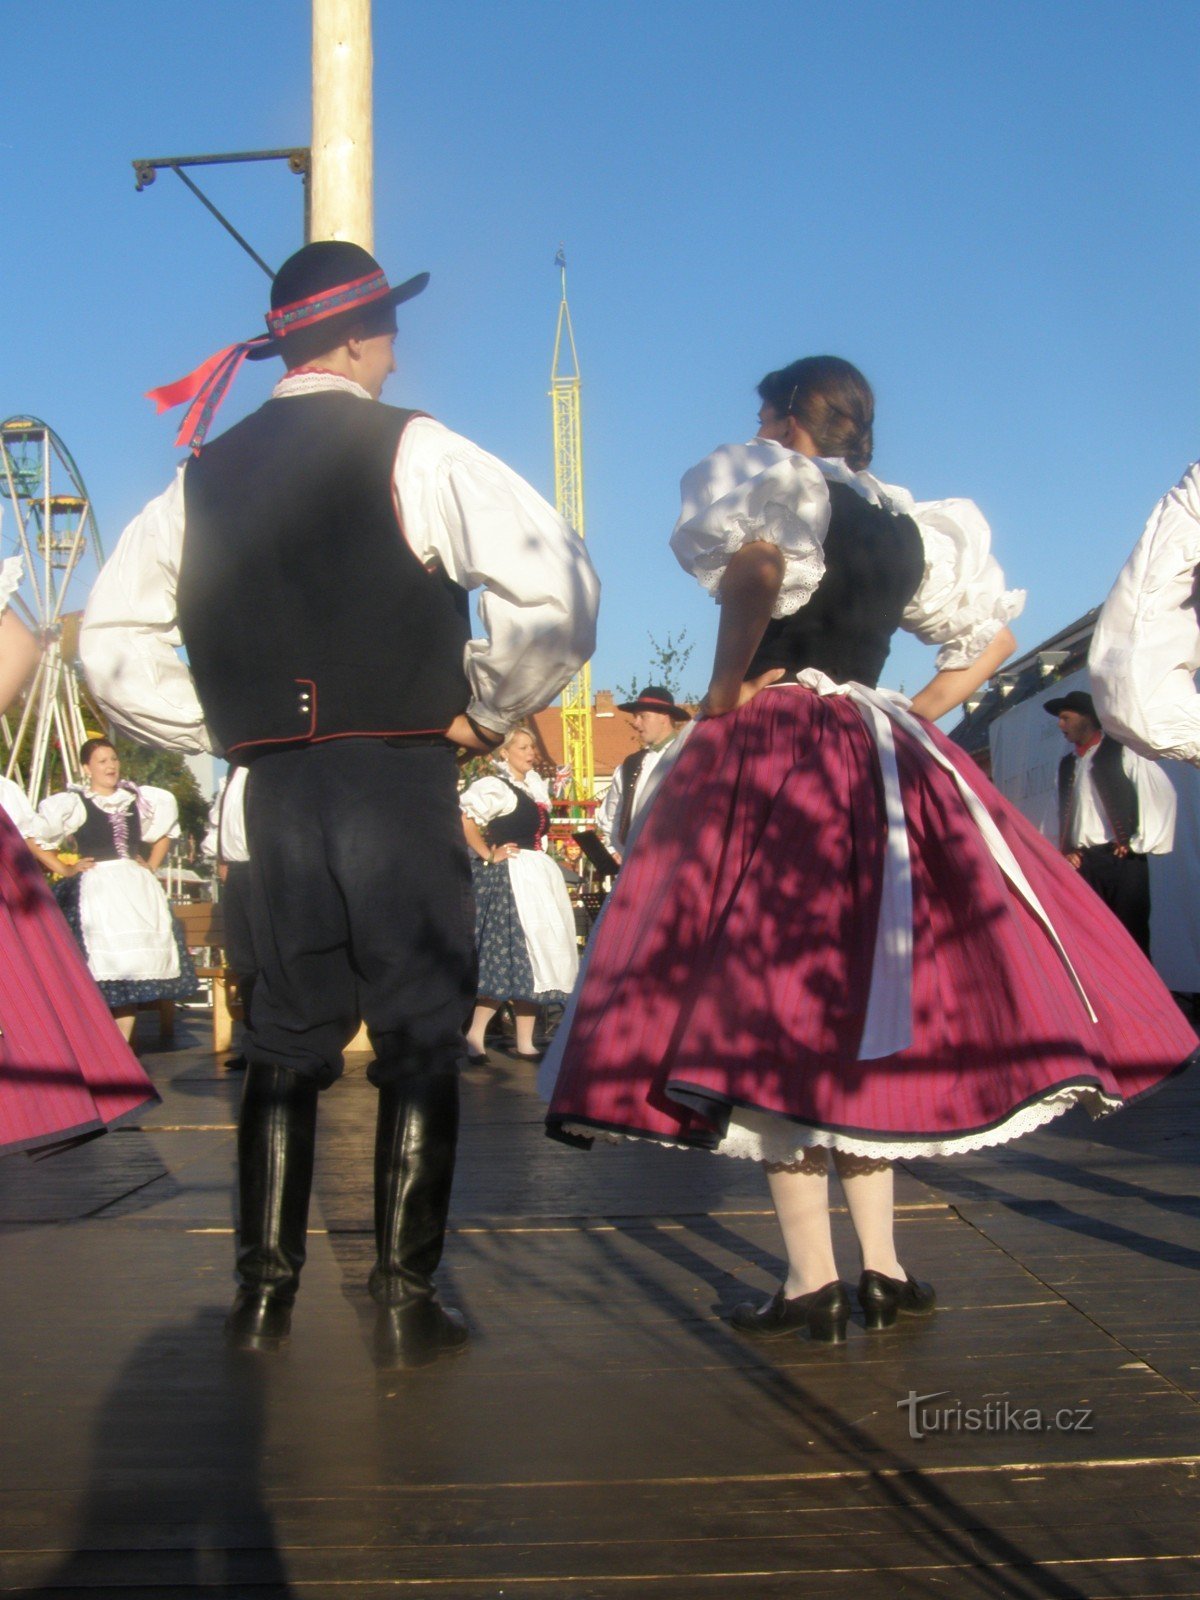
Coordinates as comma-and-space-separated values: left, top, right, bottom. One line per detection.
543, 357, 1198, 1344
39, 738, 197, 1042
461, 728, 578, 1063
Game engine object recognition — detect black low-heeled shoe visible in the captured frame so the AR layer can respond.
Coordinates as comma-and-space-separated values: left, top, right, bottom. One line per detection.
730, 1281, 850, 1344
857, 1269, 936, 1331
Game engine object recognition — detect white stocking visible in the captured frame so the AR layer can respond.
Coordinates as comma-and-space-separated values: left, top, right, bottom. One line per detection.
765, 1150, 838, 1299
833, 1152, 904, 1280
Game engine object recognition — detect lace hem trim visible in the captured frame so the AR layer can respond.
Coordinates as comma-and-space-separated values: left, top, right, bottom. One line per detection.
560, 1082, 1125, 1164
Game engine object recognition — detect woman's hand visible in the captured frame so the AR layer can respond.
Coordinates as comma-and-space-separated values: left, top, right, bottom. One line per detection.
700, 667, 786, 719
489, 843, 520, 864
72, 856, 98, 873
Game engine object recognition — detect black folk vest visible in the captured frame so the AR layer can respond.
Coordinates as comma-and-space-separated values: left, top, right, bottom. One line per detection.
73, 793, 143, 862
177, 393, 471, 760
746, 480, 925, 689
487, 779, 545, 850
614, 748, 649, 845
1057, 736, 1140, 850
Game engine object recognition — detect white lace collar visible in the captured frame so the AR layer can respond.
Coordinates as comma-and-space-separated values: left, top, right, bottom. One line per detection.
74, 783, 137, 813
272, 370, 373, 403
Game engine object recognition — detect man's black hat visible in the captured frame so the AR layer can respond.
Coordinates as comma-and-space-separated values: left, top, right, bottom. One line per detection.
617, 686, 692, 721
246, 240, 429, 362
1043, 689, 1098, 721
148, 241, 430, 453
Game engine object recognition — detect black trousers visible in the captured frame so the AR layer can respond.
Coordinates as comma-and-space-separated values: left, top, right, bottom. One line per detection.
1077, 843, 1151, 956
243, 740, 476, 1086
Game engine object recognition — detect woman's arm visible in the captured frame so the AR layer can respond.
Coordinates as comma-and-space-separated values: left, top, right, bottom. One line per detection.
702, 541, 787, 716
462, 813, 518, 865
22, 840, 76, 876
143, 835, 172, 873
908, 626, 1017, 723
0, 610, 40, 717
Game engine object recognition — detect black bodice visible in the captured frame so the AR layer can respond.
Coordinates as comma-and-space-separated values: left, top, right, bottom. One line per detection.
487, 779, 545, 850
73, 793, 143, 862
746, 480, 925, 689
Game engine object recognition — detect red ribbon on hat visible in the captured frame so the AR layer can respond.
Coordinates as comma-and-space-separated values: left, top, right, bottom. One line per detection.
146, 269, 395, 454
146, 338, 272, 455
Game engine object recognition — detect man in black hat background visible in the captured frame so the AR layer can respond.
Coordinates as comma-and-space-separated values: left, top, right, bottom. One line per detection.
596, 687, 691, 864
82, 241, 599, 1365
1045, 687, 1175, 954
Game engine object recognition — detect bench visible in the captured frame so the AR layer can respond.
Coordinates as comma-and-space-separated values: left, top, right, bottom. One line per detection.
168, 898, 371, 1056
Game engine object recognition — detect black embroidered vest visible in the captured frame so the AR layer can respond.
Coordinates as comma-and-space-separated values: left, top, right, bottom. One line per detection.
487, 779, 546, 850
1057, 736, 1139, 850
746, 481, 925, 688
614, 748, 649, 845
177, 393, 471, 760
73, 794, 143, 862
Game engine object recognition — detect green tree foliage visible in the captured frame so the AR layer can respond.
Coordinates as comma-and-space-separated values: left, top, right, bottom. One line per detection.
616, 628, 698, 705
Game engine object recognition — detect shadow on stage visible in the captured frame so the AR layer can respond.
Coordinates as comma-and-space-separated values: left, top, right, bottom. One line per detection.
9, 1311, 295, 1597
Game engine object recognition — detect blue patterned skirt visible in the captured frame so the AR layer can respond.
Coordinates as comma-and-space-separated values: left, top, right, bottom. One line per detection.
472, 858, 567, 1005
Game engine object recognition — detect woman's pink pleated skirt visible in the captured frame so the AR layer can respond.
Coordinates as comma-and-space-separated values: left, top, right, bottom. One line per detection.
0, 812, 158, 1157
545, 687, 1197, 1160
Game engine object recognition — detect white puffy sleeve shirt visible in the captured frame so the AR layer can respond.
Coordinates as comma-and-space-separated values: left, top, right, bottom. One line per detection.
80, 376, 601, 750
38, 784, 181, 848
459, 766, 549, 840
671, 444, 1023, 668
0, 775, 49, 843
1089, 462, 1200, 764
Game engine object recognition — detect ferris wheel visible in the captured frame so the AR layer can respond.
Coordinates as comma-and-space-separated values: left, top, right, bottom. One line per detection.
0, 417, 104, 803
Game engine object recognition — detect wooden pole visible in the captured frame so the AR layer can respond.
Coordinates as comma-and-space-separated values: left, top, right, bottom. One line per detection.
310, 0, 374, 249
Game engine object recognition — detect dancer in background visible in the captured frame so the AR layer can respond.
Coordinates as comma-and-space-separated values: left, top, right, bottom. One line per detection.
0, 556, 158, 1156
461, 728, 578, 1064
544, 356, 1197, 1345
1045, 688, 1175, 953
595, 688, 691, 863
39, 738, 197, 1043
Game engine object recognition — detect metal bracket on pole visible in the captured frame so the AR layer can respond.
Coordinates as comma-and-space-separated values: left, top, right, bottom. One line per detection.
131, 149, 311, 278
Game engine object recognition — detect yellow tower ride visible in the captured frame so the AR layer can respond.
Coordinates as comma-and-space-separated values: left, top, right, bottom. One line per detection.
551, 252, 595, 803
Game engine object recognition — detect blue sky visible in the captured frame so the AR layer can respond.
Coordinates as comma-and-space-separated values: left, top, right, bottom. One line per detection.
3, 1, 1198, 709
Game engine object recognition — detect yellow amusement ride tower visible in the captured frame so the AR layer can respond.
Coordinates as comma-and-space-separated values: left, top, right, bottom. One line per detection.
550, 250, 595, 824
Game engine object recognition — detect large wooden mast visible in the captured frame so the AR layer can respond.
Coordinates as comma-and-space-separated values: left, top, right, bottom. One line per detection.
310, 0, 374, 248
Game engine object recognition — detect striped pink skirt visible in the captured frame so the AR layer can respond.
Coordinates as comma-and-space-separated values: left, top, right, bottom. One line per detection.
0, 813, 158, 1157
544, 686, 1198, 1161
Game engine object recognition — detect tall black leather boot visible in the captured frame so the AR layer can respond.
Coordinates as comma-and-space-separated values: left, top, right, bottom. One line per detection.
369, 1063, 468, 1367
225, 1062, 319, 1353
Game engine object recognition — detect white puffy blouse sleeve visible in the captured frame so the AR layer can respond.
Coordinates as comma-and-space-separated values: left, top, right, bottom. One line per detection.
138, 785, 181, 845
36, 791, 87, 846
459, 775, 518, 829
0, 776, 48, 842
1089, 463, 1200, 764
670, 441, 831, 618
0, 556, 23, 615
890, 486, 1025, 670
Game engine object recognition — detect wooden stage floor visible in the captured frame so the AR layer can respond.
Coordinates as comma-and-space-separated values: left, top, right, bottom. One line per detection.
2, 1015, 1199, 1597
